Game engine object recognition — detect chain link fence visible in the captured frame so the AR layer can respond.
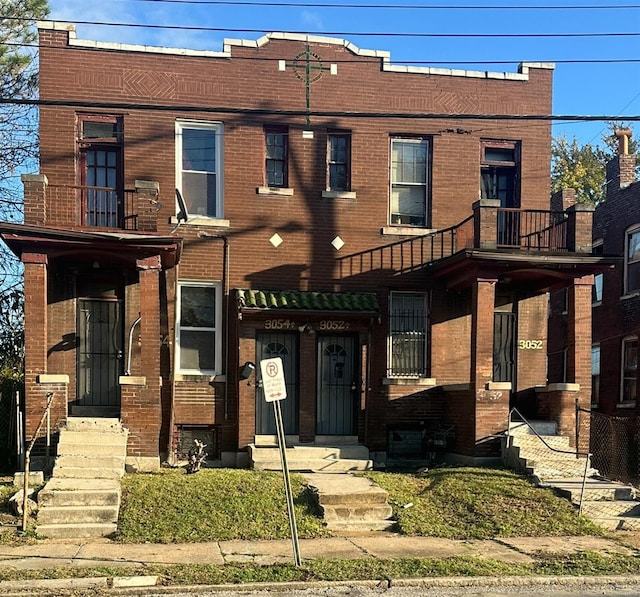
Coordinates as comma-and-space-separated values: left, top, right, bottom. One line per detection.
588, 410, 639, 486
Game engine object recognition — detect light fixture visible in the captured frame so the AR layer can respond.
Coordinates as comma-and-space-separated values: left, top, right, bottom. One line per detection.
239, 361, 255, 380
298, 322, 314, 334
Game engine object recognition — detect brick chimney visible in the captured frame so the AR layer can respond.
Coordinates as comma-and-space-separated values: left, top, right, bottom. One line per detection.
606, 128, 636, 195
551, 188, 577, 212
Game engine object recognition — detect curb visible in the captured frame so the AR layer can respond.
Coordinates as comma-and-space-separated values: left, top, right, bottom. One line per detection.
3, 574, 640, 596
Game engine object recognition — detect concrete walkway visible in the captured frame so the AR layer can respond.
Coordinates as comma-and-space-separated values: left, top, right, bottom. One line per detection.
0, 533, 635, 570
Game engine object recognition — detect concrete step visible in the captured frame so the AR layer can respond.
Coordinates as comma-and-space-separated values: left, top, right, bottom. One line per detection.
54, 455, 126, 470
581, 500, 640, 519
590, 516, 640, 531
59, 429, 128, 446
321, 504, 394, 521
57, 435, 127, 456
37, 504, 119, 525
324, 519, 396, 532
511, 435, 572, 451
509, 420, 558, 435
64, 417, 125, 432
252, 458, 373, 472
35, 522, 118, 538
548, 478, 636, 503
38, 479, 121, 507
249, 444, 370, 461
50, 466, 124, 480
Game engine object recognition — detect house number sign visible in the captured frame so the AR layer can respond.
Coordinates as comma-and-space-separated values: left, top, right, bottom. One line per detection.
318, 320, 350, 330
518, 340, 544, 350
264, 319, 296, 330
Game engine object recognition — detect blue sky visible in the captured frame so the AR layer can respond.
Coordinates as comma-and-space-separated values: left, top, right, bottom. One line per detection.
47, 0, 640, 147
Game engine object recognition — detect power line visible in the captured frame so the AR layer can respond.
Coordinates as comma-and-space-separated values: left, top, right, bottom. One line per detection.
3, 97, 640, 122
10, 17, 640, 38
7, 40, 640, 64
106, 0, 640, 9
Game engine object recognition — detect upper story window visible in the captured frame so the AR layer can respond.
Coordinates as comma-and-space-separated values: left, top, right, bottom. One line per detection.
388, 292, 428, 377
390, 137, 430, 227
327, 131, 351, 192
592, 239, 604, 303
591, 344, 600, 407
480, 140, 520, 208
176, 281, 221, 375
176, 120, 223, 219
77, 114, 124, 228
265, 126, 288, 188
622, 336, 637, 403
625, 226, 640, 294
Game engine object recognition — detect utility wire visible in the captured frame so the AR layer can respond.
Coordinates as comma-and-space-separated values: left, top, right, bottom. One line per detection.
102, 0, 640, 9
3, 97, 640, 122
7, 40, 640, 64
10, 17, 640, 38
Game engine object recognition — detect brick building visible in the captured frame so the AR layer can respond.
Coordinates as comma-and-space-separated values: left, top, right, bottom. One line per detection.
591, 130, 640, 414
0, 22, 609, 471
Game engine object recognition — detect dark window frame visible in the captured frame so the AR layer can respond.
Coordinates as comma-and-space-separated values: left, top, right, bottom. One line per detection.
265, 126, 289, 188
327, 131, 351, 192
480, 139, 521, 208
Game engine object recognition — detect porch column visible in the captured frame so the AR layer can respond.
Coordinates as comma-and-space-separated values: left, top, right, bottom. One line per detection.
471, 277, 508, 456
22, 174, 48, 225
123, 255, 162, 471
22, 253, 49, 438
566, 204, 594, 254
566, 276, 593, 450
472, 199, 500, 250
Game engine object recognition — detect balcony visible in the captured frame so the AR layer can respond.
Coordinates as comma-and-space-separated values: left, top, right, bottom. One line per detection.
339, 200, 595, 279
22, 177, 160, 232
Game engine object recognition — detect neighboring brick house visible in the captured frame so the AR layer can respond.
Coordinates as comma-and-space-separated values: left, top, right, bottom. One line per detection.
591, 130, 640, 415
0, 22, 609, 471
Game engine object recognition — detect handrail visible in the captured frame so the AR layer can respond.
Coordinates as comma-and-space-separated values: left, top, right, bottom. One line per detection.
22, 391, 55, 532
507, 407, 592, 515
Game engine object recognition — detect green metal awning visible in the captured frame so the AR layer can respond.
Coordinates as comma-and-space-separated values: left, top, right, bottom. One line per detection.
236, 289, 379, 313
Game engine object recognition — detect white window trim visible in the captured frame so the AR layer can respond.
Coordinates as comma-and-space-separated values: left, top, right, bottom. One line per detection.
389, 137, 430, 228
387, 291, 429, 379
592, 238, 604, 305
620, 335, 637, 405
175, 119, 224, 220
591, 343, 600, 407
176, 280, 222, 376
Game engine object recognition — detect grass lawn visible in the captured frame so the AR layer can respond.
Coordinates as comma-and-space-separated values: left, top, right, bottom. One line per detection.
117, 466, 601, 543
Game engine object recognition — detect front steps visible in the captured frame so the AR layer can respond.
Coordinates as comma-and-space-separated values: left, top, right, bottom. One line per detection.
36, 418, 128, 538
304, 473, 394, 532
249, 443, 373, 472
506, 421, 640, 531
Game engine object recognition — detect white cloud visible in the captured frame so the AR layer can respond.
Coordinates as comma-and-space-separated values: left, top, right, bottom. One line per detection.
300, 10, 324, 32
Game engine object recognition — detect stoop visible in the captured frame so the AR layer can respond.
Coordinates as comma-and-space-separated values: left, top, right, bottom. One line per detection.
36, 418, 128, 538
249, 443, 373, 472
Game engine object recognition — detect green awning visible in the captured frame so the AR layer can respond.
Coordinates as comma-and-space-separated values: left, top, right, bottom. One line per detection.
236, 289, 379, 313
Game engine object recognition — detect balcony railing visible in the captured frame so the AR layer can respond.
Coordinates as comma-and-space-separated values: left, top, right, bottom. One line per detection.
47, 185, 138, 230
497, 208, 567, 251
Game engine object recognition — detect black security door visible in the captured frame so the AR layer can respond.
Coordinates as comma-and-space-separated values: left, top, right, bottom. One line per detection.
493, 311, 516, 383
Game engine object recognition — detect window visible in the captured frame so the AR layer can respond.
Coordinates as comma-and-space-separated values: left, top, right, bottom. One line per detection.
327, 132, 350, 191
591, 345, 600, 406
176, 121, 223, 218
625, 226, 640, 294
622, 336, 637, 403
592, 274, 603, 303
265, 127, 288, 187
77, 114, 124, 228
388, 292, 428, 377
390, 138, 429, 226
480, 140, 520, 207
177, 282, 221, 375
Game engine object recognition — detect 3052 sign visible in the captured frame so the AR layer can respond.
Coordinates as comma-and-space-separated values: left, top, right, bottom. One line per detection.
518, 340, 543, 350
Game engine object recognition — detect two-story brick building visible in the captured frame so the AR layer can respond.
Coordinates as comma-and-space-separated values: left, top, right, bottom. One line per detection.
0, 22, 610, 471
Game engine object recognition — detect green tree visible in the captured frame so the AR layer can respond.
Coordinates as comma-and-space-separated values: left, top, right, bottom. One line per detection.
551, 123, 639, 206
0, 0, 50, 381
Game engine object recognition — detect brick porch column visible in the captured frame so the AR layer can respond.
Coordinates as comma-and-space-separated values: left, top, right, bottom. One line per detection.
566, 276, 593, 451
471, 277, 508, 456
472, 199, 500, 250
122, 255, 162, 471
22, 174, 48, 225
22, 253, 48, 439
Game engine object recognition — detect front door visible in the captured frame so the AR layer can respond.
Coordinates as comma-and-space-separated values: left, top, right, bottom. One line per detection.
493, 311, 516, 384
316, 334, 357, 435
255, 332, 299, 435
77, 298, 123, 413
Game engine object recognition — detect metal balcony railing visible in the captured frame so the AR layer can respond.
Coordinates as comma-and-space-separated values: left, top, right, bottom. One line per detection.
497, 209, 568, 251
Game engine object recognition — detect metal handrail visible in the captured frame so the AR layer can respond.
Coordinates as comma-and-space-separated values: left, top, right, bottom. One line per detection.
507, 407, 592, 515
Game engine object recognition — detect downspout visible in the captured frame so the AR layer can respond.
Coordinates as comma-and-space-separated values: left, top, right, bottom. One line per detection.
125, 314, 142, 376
166, 263, 179, 466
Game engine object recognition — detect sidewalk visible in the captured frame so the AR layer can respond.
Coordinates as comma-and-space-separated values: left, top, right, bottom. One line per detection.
0, 533, 636, 570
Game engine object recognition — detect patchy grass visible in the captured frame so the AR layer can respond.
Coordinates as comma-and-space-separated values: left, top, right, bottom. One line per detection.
117, 469, 329, 543
366, 467, 602, 539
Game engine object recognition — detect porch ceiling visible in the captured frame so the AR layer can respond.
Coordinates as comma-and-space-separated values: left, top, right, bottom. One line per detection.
430, 249, 619, 293
0, 222, 182, 269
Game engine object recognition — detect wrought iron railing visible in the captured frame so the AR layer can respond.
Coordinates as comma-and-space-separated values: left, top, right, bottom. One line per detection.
47, 184, 138, 230
497, 209, 568, 251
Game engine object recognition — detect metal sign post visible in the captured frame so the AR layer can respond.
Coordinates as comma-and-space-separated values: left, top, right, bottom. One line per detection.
259, 357, 301, 567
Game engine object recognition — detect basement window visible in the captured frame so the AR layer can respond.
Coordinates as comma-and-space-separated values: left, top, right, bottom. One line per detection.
176, 424, 220, 461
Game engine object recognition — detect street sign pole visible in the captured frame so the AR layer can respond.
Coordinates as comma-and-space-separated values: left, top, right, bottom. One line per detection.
273, 398, 301, 566
259, 356, 301, 567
